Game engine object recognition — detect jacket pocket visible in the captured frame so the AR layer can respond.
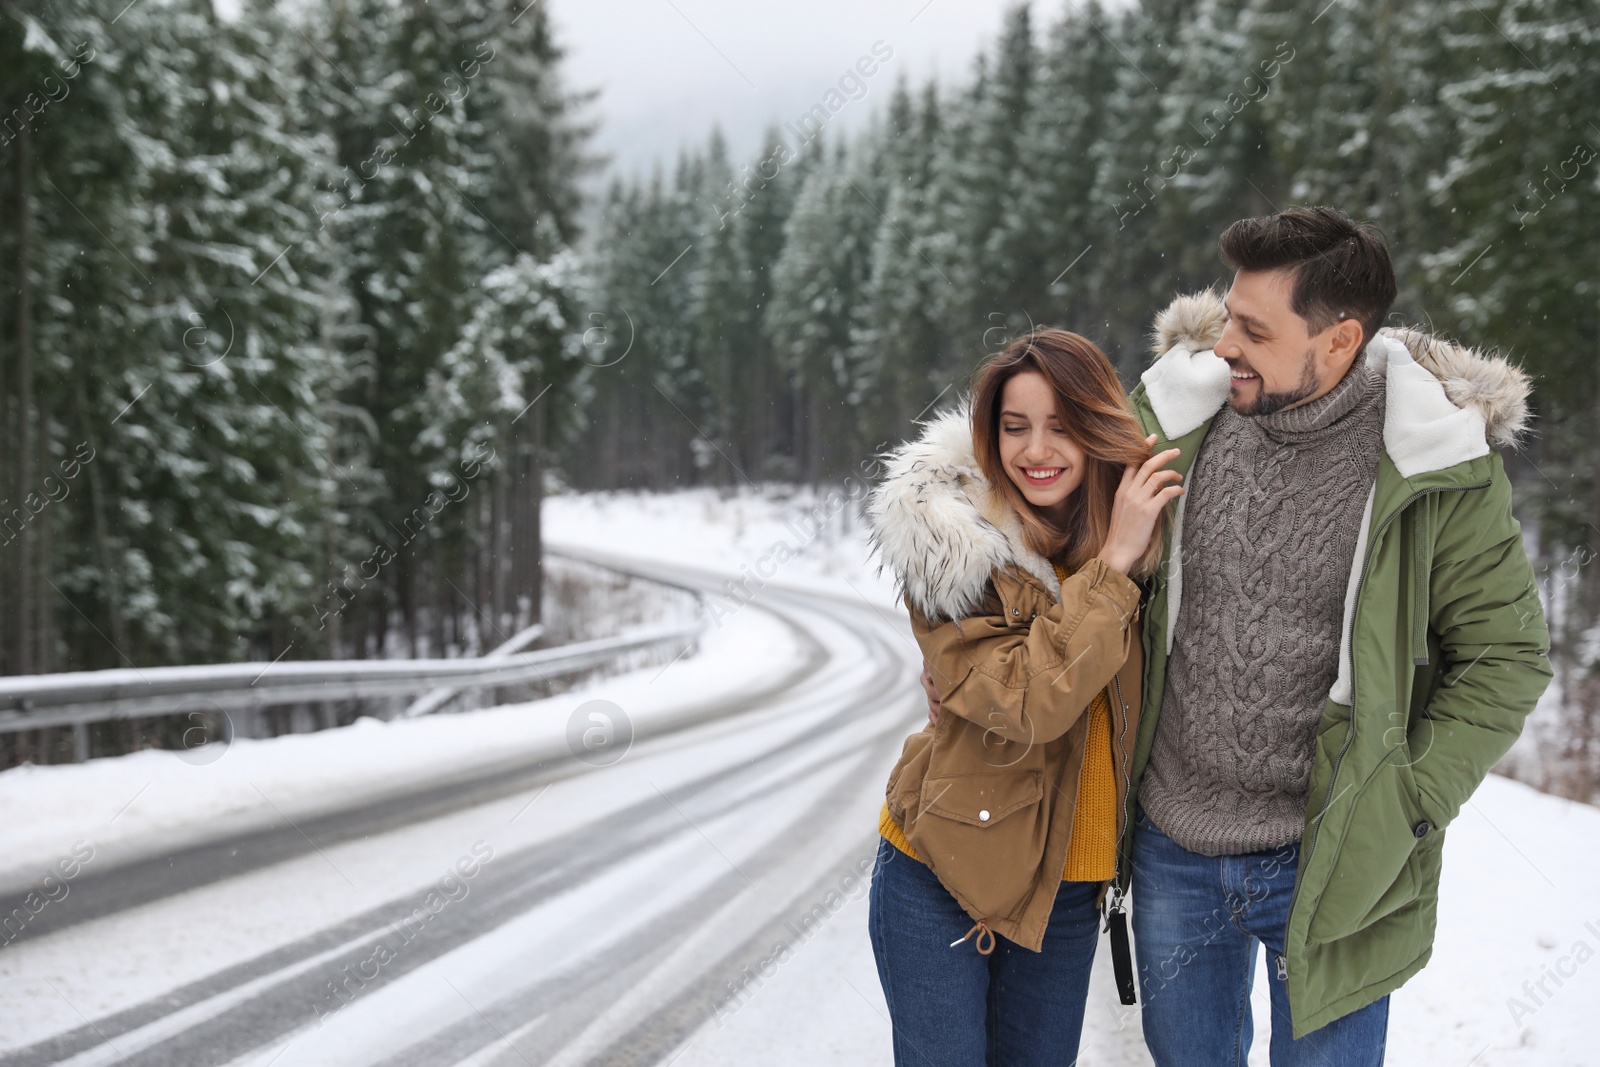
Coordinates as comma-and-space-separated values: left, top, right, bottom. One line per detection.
907, 769, 1047, 919
1306, 757, 1428, 945
922, 769, 1044, 825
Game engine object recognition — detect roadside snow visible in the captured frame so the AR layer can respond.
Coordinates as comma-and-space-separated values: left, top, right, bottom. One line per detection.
1387, 773, 1600, 1066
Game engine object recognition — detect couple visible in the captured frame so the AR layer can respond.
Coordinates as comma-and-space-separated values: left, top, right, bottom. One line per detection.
865, 207, 1553, 1065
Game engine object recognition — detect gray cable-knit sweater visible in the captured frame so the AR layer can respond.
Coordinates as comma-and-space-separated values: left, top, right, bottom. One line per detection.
1139, 357, 1386, 856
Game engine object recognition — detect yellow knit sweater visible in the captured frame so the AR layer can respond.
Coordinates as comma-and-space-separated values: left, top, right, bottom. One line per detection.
880, 561, 1118, 883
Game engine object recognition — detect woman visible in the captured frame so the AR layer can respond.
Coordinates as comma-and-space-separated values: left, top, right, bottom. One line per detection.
865, 329, 1181, 1066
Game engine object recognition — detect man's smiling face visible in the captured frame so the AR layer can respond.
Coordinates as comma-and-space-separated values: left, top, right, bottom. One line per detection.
1214, 269, 1323, 417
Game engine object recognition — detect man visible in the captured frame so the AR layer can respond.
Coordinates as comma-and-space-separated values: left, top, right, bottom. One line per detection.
918, 206, 1551, 1063
1116, 207, 1551, 1064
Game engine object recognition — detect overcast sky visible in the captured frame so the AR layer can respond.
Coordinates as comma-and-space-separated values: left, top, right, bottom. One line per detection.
545, 0, 1027, 180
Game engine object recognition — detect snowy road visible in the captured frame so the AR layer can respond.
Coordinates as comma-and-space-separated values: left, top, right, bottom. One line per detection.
0, 551, 925, 1066
10, 501, 1589, 1067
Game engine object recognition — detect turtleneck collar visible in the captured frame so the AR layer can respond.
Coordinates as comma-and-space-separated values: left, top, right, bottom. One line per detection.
1252, 356, 1380, 441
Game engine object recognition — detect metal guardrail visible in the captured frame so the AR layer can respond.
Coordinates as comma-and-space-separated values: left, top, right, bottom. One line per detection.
0, 622, 702, 736
399, 622, 547, 719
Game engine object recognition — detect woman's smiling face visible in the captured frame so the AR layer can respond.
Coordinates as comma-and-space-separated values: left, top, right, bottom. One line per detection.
997, 370, 1087, 523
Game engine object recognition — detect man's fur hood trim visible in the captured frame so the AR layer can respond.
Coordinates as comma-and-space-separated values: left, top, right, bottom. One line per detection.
866, 405, 1059, 623
1144, 289, 1532, 467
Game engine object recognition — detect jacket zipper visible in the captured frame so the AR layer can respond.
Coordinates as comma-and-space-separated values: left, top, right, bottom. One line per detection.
1281, 480, 1485, 978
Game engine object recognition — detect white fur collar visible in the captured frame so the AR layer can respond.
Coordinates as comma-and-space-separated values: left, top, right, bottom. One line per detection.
1141, 289, 1532, 478
866, 406, 1059, 622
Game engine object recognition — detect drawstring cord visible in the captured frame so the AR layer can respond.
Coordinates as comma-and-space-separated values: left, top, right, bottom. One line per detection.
951, 920, 996, 955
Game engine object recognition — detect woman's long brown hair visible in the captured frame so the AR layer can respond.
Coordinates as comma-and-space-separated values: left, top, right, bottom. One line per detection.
970, 329, 1165, 579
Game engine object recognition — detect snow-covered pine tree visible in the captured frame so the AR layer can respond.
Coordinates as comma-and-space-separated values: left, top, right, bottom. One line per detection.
733, 125, 814, 477
423, 251, 582, 645
1424, 0, 1600, 799
294, 0, 409, 660
683, 127, 758, 487
1145, 0, 1282, 286
1083, 0, 1204, 372
569, 164, 701, 489
424, 0, 597, 649
1014, 1, 1123, 338
1249, 0, 1445, 312
765, 135, 879, 481
849, 78, 958, 446
967, 4, 1046, 333
1, 0, 344, 675
0, 3, 115, 676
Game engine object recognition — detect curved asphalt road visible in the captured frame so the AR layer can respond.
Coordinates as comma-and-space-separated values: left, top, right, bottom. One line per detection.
0, 552, 917, 1067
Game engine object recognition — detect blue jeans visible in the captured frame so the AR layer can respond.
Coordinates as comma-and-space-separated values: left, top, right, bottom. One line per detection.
1130, 802, 1389, 1066
867, 836, 1101, 1067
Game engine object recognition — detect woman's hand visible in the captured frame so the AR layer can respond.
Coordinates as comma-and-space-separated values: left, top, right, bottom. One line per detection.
1097, 433, 1184, 575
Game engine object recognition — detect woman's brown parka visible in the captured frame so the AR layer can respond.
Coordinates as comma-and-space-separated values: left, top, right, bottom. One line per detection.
868, 406, 1144, 952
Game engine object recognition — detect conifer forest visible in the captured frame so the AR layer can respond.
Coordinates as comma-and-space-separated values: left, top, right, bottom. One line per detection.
0, 0, 1595, 793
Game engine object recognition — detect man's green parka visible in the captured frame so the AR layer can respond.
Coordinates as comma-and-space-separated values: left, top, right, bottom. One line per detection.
1114, 291, 1554, 1037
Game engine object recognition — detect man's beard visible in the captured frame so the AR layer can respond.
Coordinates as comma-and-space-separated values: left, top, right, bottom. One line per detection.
1229, 349, 1319, 416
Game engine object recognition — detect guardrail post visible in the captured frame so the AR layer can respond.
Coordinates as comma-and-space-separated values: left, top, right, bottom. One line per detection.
72, 721, 89, 763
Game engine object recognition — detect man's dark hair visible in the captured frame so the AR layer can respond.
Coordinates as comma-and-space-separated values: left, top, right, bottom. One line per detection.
1219, 206, 1397, 349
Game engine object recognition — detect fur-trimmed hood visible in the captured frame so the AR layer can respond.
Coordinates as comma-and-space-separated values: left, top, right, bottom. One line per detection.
867, 405, 1058, 623
1142, 289, 1532, 476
